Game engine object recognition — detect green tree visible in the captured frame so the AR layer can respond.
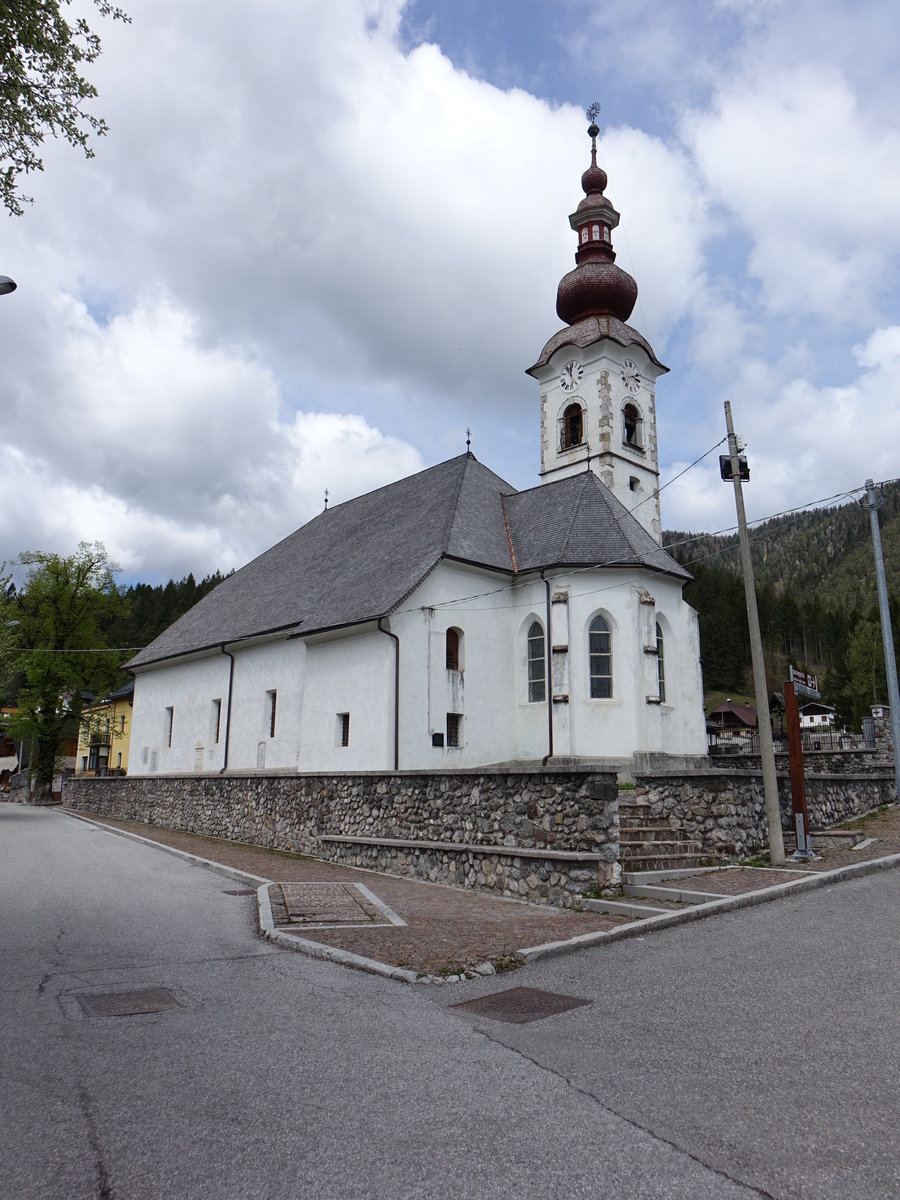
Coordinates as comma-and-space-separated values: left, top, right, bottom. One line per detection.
845, 617, 888, 729
0, 0, 129, 216
4, 542, 125, 798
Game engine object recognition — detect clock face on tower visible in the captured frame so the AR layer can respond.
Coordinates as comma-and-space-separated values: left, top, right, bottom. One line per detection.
559, 360, 583, 392
621, 358, 641, 394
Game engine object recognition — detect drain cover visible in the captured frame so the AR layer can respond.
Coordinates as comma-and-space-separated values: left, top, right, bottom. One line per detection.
75, 988, 181, 1018
223, 888, 257, 896
451, 986, 591, 1024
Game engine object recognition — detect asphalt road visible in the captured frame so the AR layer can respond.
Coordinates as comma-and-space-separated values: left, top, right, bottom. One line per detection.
2, 805, 897, 1200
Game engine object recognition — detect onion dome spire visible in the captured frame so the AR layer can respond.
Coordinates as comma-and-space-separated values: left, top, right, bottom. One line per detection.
555, 105, 638, 326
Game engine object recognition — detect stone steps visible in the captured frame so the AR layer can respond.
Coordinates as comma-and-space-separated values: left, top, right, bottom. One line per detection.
618, 791, 712, 872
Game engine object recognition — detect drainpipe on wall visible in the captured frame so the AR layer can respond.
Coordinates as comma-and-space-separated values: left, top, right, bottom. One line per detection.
541, 571, 554, 765
219, 644, 235, 775
377, 618, 400, 770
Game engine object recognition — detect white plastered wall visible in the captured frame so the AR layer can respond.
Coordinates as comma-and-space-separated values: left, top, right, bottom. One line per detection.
129, 559, 705, 776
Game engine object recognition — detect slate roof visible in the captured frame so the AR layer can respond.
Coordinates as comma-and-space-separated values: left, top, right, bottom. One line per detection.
127, 453, 689, 670
504, 473, 688, 577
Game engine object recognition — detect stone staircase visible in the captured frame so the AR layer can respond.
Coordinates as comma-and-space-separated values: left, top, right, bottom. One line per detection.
618, 792, 717, 873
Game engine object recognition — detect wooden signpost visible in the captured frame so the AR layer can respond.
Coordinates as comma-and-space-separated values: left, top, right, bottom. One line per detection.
784, 666, 821, 860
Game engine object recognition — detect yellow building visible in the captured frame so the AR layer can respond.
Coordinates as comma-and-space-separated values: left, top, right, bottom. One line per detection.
75, 680, 134, 775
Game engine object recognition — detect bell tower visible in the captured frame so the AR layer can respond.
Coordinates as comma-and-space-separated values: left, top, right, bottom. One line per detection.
527, 108, 667, 543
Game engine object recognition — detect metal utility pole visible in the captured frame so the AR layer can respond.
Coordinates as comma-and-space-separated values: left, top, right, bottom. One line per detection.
723, 402, 785, 864
863, 479, 900, 801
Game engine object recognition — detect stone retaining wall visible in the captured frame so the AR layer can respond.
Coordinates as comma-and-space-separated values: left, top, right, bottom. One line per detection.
710, 748, 889, 776
633, 769, 894, 859
63, 769, 619, 908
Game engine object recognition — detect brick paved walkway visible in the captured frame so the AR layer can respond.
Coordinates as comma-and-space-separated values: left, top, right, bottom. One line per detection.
71, 812, 627, 975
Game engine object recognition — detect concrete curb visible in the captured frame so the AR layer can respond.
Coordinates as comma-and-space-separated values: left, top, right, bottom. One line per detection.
62, 809, 900, 984
255, 885, 420, 984
520, 850, 900, 962
63, 809, 272, 888
64, 810, 426, 983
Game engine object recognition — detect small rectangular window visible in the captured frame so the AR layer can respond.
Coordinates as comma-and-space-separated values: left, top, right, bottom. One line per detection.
432, 732, 444, 748
446, 712, 462, 748
266, 690, 277, 738
211, 698, 222, 744
337, 712, 350, 747
165, 707, 174, 748
118, 714, 126, 734
116, 752, 122, 769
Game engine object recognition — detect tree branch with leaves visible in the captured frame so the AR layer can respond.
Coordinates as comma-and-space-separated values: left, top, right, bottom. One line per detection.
0, 0, 129, 216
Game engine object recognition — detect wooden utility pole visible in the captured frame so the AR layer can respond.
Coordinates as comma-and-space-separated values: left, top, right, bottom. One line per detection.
723, 402, 785, 865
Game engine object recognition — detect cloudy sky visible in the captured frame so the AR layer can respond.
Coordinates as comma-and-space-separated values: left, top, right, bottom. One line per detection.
2, 0, 899, 584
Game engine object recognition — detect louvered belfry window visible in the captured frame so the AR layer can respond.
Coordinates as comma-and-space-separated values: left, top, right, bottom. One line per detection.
562, 404, 583, 449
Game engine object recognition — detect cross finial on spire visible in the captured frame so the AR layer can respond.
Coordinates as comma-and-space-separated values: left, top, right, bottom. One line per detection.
586, 101, 601, 162
324, 488, 329, 510
466, 427, 471, 452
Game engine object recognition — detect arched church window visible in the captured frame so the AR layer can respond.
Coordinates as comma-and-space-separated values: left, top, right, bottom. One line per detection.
562, 403, 584, 449
656, 622, 666, 702
581, 228, 589, 243
591, 224, 600, 240
446, 627, 461, 671
527, 621, 546, 703
603, 226, 610, 242
623, 403, 642, 447
589, 616, 612, 699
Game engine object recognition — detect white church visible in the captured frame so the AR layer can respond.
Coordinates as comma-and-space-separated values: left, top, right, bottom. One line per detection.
126, 118, 707, 776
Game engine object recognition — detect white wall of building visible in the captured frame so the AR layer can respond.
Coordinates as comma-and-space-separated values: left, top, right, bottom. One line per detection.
129, 558, 706, 777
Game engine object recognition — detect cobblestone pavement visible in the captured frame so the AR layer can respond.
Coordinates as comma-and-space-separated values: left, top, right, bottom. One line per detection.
69, 812, 627, 975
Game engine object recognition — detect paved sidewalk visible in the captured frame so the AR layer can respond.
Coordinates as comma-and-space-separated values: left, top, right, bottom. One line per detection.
64, 804, 900, 983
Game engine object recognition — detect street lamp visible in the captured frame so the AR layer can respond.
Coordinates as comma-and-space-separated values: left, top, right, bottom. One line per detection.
0, 276, 17, 295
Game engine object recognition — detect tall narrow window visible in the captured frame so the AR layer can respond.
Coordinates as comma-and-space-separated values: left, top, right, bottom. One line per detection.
656, 622, 666, 702
165, 706, 174, 747
623, 403, 641, 447
211, 698, 222, 744
446, 712, 462, 748
445, 628, 460, 670
589, 616, 612, 699
527, 621, 546, 703
562, 403, 583, 449
266, 689, 277, 738
337, 712, 350, 747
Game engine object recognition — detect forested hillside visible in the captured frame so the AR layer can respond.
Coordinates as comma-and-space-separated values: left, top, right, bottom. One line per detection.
665, 481, 900, 727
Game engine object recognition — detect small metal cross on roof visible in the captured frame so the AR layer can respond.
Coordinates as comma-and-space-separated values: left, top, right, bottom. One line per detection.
466, 427, 471, 451
324, 488, 329, 510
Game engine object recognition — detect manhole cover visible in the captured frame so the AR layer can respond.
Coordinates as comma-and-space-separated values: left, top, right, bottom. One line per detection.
75, 988, 181, 1018
451, 986, 591, 1024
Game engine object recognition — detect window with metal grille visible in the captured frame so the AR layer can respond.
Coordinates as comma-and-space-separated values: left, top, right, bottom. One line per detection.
446, 628, 460, 670
561, 403, 583, 449
266, 689, 277, 738
527, 621, 546, 703
589, 616, 612, 699
446, 712, 462, 748
656, 622, 666, 702
337, 712, 350, 747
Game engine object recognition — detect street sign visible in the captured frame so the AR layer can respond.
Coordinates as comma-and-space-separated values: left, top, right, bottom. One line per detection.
789, 665, 820, 700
